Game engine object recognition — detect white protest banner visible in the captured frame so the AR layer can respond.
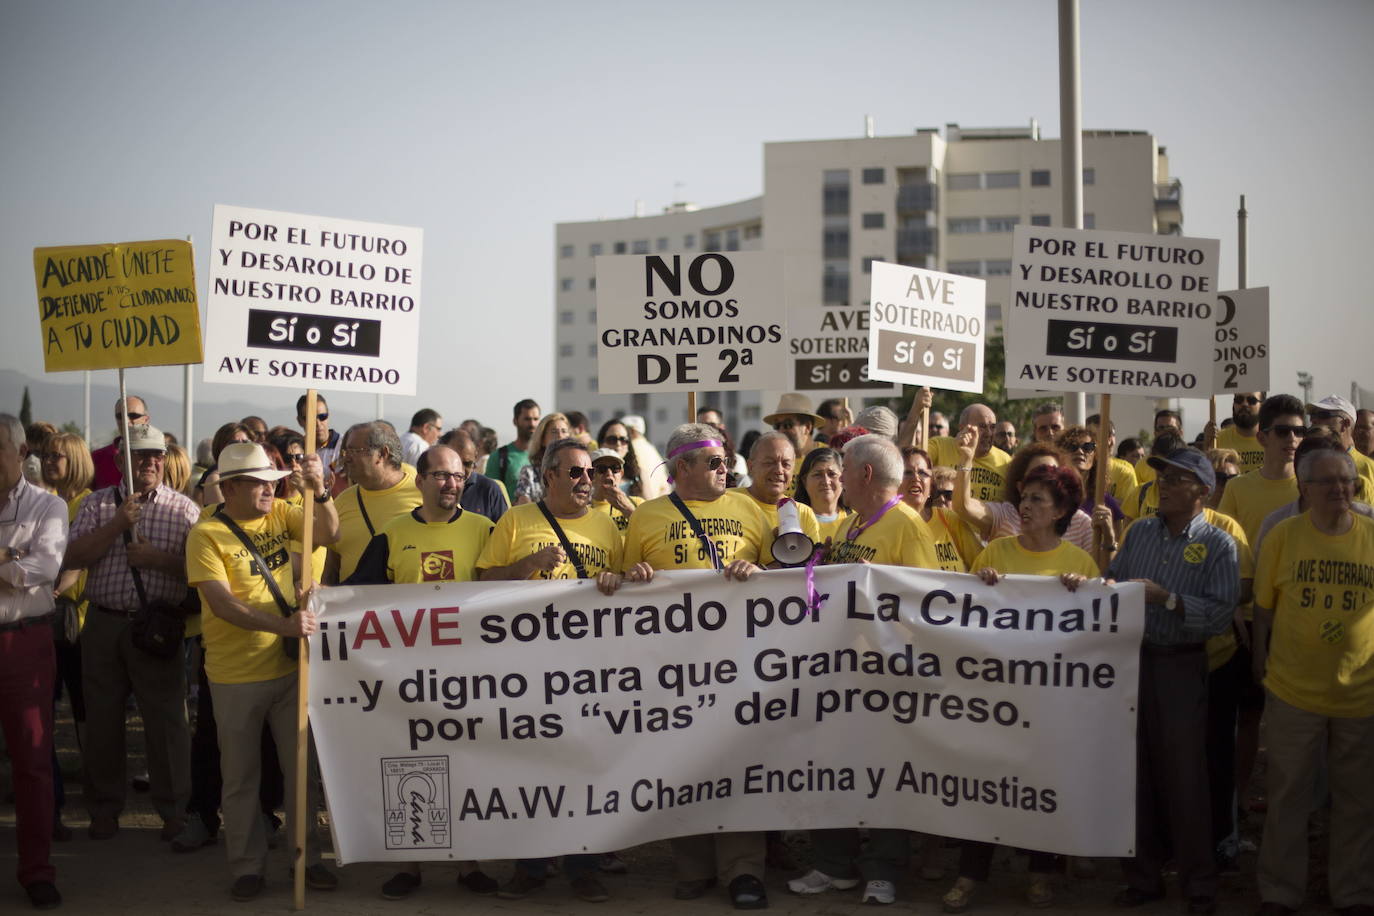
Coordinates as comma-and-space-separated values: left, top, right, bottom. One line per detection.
204, 204, 423, 395
595, 251, 787, 393
866, 262, 986, 392
311, 566, 1143, 864
1007, 226, 1219, 398
1213, 287, 1270, 393
786, 304, 896, 395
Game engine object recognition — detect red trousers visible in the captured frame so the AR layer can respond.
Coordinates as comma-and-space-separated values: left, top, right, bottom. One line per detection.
0, 622, 56, 886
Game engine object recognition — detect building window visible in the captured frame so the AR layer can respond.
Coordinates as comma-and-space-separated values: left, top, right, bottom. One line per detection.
1083, 168, 1096, 185
656, 237, 669, 251
823, 169, 850, 215
726, 228, 740, 251
862, 256, 881, 273
1031, 214, 1052, 227
947, 260, 982, 277
559, 244, 574, 258
985, 260, 1012, 276
1084, 213, 1096, 229
559, 377, 574, 392
985, 171, 1020, 189
862, 167, 885, 184
743, 223, 762, 240
558, 343, 574, 357
704, 231, 721, 252
683, 233, 695, 248
587, 309, 596, 323
948, 173, 980, 191
587, 343, 597, 358
861, 212, 885, 229
589, 242, 603, 257
984, 216, 1020, 233
588, 277, 596, 290
947, 217, 981, 234
1030, 169, 1051, 187
613, 241, 626, 254
559, 310, 574, 325
632, 240, 649, 254
588, 377, 599, 393
559, 277, 573, 291
823, 228, 850, 258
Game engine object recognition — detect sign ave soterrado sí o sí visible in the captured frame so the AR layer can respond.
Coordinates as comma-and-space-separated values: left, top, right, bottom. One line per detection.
595, 251, 788, 394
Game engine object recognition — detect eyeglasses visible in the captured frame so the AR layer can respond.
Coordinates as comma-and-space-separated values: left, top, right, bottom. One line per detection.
39, 452, 66, 462
316, 412, 329, 421
594, 464, 622, 475
903, 468, 932, 479
565, 466, 593, 480
1306, 476, 1356, 489
933, 489, 953, 500
120, 412, 147, 422
773, 419, 805, 431
1233, 396, 1261, 406
285, 453, 305, 464
424, 471, 465, 484
600, 435, 629, 446
1264, 424, 1308, 438
1064, 441, 1097, 454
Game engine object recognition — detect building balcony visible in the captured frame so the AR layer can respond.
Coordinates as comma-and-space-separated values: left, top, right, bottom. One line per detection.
896, 227, 938, 259
1155, 178, 1182, 234
896, 182, 938, 213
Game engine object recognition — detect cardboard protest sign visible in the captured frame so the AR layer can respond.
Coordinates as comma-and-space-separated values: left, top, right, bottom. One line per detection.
595, 251, 788, 393
1007, 226, 1219, 398
312, 566, 1143, 863
1213, 287, 1269, 393
204, 205, 423, 395
33, 239, 202, 372
866, 262, 986, 392
787, 304, 896, 395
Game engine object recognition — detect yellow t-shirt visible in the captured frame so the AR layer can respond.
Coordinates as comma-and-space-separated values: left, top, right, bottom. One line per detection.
815, 509, 852, 545
369, 508, 492, 583
64, 490, 92, 629
926, 505, 978, 573
734, 488, 822, 567
622, 488, 767, 570
590, 495, 646, 535
970, 536, 1100, 579
1108, 457, 1139, 502
1201, 508, 1251, 670
332, 468, 422, 581
928, 437, 1012, 502
185, 500, 303, 685
1218, 468, 1298, 547
1123, 479, 1160, 522
1217, 426, 1264, 474
1135, 455, 1155, 486
1255, 513, 1374, 717
477, 502, 623, 580
827, 500, 939, 569
283, 491, 328, 586
1351, 447, 1374, 503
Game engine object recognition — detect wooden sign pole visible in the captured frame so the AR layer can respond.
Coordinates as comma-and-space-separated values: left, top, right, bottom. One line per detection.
293, 388, 318, 911
1093, 394, 1112, 570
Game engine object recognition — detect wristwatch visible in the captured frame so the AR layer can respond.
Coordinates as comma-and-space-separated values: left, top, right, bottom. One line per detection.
1164, 593, 1179, 612
314, 492, 332, 504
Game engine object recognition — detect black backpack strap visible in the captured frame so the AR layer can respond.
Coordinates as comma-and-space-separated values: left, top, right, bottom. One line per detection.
668, 492, 723, 571
498, 445, 511, 487
112, 488, 150, 611
536, 500, 589, 579
355, 489, 375, 537
213, 508, 293, 618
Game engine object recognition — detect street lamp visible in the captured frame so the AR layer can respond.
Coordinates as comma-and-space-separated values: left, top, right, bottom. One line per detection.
1297, 371, 1313, 405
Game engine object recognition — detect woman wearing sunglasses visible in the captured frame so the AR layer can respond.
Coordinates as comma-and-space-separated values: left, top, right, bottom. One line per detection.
1055, 426, 1125, 542
594, 419, 644, 497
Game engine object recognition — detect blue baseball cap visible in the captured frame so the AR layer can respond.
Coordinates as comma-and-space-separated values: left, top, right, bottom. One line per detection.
1147, 446, 1216, 490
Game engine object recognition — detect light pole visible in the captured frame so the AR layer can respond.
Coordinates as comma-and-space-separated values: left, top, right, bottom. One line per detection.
1297, 371, 1313, 406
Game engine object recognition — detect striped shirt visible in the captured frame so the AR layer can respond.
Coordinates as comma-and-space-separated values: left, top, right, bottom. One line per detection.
1107, 510, 1238, 647
70, 484, 200, 610
0, 477, 69, 625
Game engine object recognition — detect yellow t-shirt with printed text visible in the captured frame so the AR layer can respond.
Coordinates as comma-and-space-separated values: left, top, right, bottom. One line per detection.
1218, 469, 1298, 547
1256, 513, 1374, 717
331, 468, 422, 581
477, 503, 623, 580
379, 508, 492, 583
815, 509, 852, 545
827, 500, 939, 569
928, 437, 1012, 503
185, 500, 302, 685
622, 489, 767, 571
970, 536, 1100, 579
926, 505, 979, 573
1217, 426, 1264, 474
590, 495, 645, 535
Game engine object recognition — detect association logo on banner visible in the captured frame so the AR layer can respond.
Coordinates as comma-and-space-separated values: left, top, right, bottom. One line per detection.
382, 756, 452, 851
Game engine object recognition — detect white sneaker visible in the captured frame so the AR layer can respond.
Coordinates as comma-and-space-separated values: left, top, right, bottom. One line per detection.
787, 869, 860, 894
862, 879, 896, 905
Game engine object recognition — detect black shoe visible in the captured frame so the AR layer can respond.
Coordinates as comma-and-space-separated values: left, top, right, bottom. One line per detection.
380, 872, 421, 900
1187, 896, 1217, 915
1335, 907, 1374, 916
729, 874, 769, 910
1256, 904, 1297, 916
230, 875, 264, 902
674, 878, 717, 900
497, 872, 545, 900
457, 870, 498, 895
26, 881, 61, 910
1113, 886, 1165, 908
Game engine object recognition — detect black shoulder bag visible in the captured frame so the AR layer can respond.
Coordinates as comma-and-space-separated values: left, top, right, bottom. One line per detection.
113, 489, 186, 659
536, 500, 588, 579
213, 508, 300, 660
668, 492, 723, 571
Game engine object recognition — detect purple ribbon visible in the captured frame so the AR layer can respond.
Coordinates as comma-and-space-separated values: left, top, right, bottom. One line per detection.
662, 438, 725, 484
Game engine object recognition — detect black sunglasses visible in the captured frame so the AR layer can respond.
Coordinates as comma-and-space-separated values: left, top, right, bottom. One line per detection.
1065, 441, 1096, 454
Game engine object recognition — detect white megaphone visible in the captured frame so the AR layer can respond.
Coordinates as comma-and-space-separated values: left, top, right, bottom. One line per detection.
771, 497, 816, 566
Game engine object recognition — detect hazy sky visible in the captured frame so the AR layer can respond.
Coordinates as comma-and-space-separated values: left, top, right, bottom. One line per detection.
3, 0, 1371, 436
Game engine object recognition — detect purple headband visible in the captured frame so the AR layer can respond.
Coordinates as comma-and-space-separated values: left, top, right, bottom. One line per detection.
663, 438, 724, 483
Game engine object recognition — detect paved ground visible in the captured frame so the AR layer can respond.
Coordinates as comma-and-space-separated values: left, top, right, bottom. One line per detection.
0, 697, 1327, 915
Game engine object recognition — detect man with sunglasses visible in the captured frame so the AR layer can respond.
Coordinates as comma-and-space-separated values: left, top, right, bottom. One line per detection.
91, 395, 151, 489
621, 424, 770, 909
763, 393, 825, 460
1106, 447, 1238, 915
295, 394, 342, 494
588, 448, 642, 533
992, 421, 1018, 453
1205, 392, 1266, 473
1307, 395, 1374, 501
477, 438, 644, 904
65, 423, 200, 844
1220, 396, 1306, 547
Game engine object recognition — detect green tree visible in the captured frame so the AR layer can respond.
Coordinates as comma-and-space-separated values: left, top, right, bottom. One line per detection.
19, 387, 31, 427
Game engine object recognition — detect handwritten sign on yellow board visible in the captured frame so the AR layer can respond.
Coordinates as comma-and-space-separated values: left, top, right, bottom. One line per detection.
33, 239, 203, 372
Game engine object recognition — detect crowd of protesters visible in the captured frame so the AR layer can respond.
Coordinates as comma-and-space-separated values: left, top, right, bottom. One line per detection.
1, 388, 1370, 915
